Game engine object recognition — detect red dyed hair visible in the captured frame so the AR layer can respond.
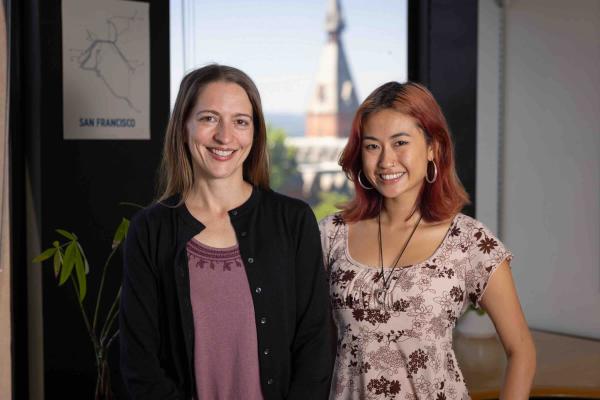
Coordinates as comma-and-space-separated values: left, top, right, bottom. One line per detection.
339, 82, 469, 222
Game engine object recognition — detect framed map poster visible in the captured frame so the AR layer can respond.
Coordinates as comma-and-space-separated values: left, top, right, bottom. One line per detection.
62, 0, 150, 140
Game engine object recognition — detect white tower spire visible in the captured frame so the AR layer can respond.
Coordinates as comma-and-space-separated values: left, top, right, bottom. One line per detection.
305, 0, 358, 138
325, 0, 344, 39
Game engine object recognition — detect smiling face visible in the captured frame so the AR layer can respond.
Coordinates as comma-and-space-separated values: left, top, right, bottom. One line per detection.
361, 108, 434, 203
185, 81, 254, 183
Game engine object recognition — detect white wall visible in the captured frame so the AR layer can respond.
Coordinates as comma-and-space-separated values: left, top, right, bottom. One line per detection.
478, 0, 600, 338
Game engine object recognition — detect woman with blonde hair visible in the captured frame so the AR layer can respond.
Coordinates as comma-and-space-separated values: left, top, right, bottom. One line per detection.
120, 64, 333, 400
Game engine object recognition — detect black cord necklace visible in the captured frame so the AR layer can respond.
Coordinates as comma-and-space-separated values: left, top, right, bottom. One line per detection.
373, 211, 422, 309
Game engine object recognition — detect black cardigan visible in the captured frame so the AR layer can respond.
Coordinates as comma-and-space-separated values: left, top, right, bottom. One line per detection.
119, 187, 333, 399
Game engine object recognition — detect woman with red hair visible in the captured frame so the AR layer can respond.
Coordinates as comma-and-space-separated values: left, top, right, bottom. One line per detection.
320, 82, 535, 399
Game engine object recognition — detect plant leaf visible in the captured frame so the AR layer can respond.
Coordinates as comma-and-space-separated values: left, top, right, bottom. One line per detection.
59, 241, 77, 285
56, 229, 76, 241
52, 241, 60, 248
53, 249, 63, 278
74, 248, 87, 302
32, 248, 56, 263
119, 202, 144, 209
112, 218, 130, 249
76, 242, 90, 274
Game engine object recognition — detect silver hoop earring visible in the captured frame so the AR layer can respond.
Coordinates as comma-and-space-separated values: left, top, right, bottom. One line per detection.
426, 160, 438, 183
357, 170, 374, 190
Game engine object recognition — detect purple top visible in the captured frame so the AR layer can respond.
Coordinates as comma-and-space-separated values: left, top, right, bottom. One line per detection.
186, 239, 263, 400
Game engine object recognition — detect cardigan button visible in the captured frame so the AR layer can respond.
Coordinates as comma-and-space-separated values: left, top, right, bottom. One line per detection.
241, 231, 247, 237
231, 210, 238, 216
254, 287, 262, 294
259, 316, 268, 325
267, 378, 274, 385
247, 257, 254, 264
263, 348, 270, 356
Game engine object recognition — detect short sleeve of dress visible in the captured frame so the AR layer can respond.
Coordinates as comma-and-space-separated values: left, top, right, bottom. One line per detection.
318, 214, 345, 275
318, 216, 332, 272
464, 217, 513, 309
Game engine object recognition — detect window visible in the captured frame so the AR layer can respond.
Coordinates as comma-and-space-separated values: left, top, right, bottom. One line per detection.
170, 0, 407, 207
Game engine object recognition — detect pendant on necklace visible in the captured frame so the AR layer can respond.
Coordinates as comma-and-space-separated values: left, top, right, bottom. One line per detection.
374, 287, 387, 309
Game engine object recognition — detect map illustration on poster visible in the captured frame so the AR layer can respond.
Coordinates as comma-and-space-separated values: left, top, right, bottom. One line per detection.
62, 0, 150, 140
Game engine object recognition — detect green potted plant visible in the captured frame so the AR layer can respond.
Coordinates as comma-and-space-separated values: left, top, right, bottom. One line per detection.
33, 214, 132, 400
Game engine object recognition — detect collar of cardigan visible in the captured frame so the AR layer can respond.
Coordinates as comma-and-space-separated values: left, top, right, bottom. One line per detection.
167, 185, 262, 233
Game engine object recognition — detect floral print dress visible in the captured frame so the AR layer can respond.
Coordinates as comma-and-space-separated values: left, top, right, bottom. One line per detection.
319, 213, 512, 400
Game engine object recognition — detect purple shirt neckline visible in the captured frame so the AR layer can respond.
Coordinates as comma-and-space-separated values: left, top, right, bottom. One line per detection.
187, 240, 264, 400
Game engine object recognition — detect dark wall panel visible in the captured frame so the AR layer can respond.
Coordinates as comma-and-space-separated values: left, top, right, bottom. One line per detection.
27, 0, 169, 398
9, 0, 32, 396
409, 0, 478, 216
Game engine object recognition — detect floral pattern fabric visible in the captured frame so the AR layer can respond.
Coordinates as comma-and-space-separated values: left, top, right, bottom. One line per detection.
319, 213, 512, 400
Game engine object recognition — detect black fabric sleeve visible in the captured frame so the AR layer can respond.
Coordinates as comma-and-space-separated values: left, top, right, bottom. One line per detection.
287, 206, 334, 399
119, 213, 184, 400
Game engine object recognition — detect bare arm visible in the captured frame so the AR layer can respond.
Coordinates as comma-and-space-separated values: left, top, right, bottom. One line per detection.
480, 260, 536, 400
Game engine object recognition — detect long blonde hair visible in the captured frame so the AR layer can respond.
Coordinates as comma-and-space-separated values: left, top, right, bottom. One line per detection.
156, 64, 270, 204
